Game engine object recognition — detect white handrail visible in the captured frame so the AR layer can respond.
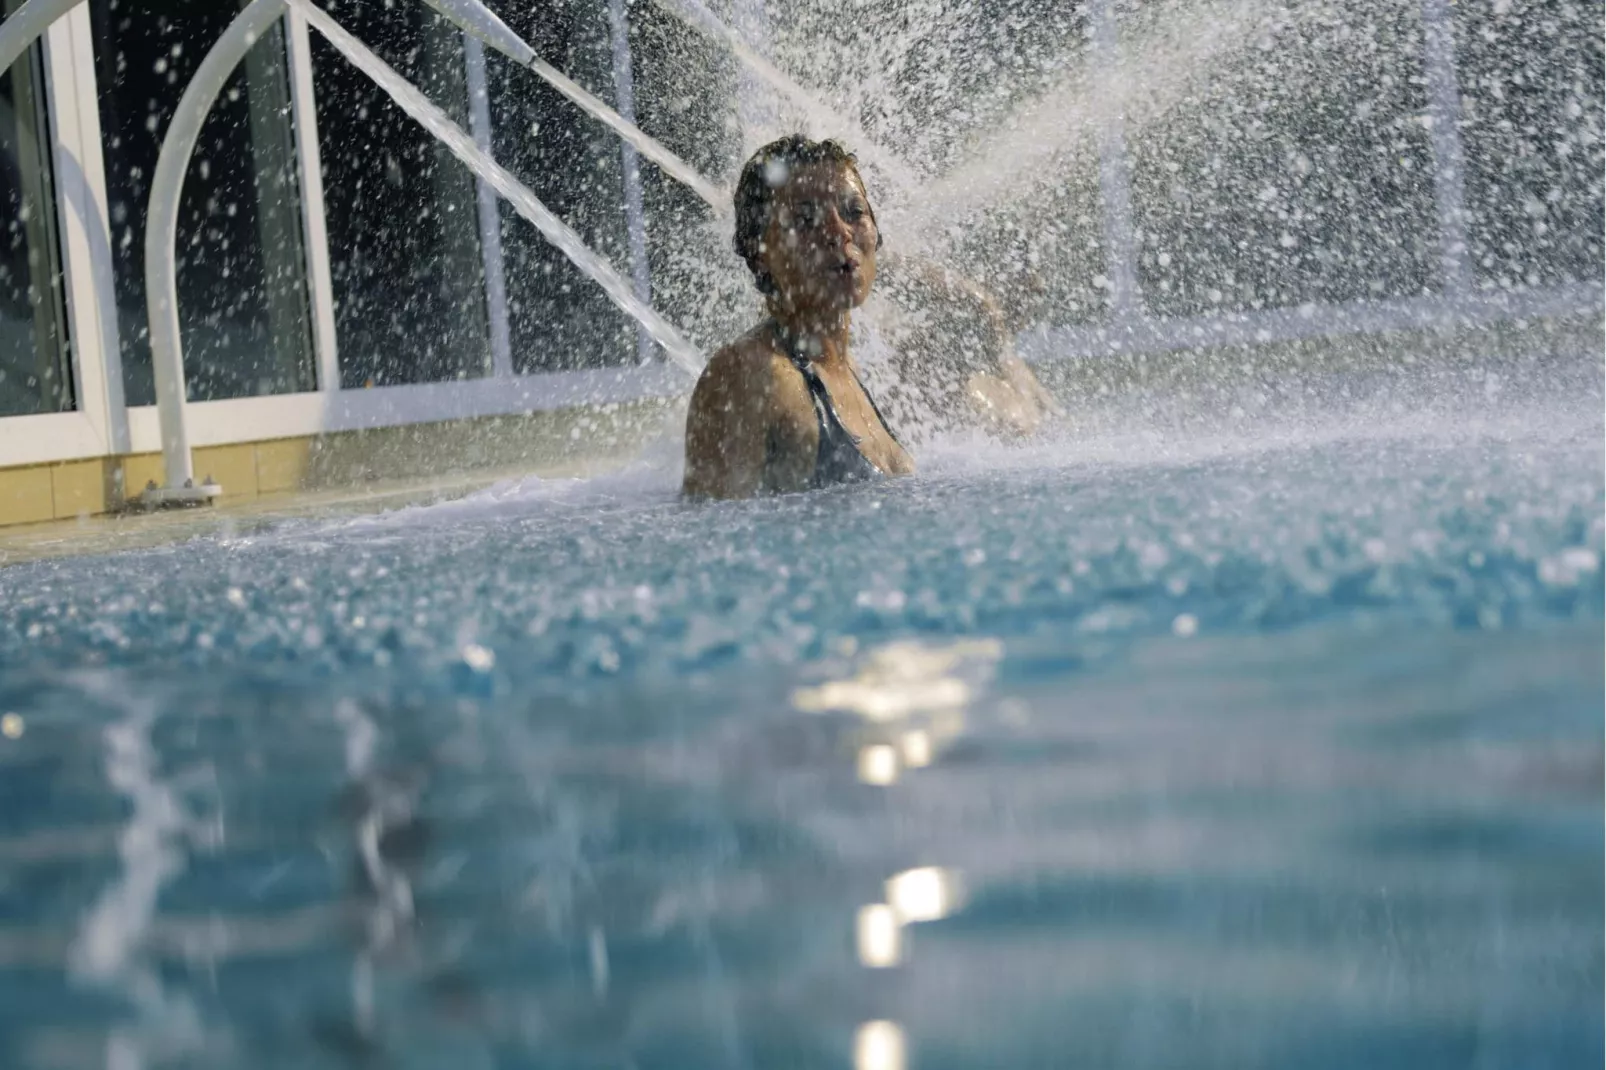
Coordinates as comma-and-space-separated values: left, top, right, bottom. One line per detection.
142, 0, 707, 500
143, 0, 289, 500
0, 0, 78, 81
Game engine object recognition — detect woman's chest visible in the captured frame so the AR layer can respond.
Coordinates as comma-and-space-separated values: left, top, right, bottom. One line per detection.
780, 363, 908, 474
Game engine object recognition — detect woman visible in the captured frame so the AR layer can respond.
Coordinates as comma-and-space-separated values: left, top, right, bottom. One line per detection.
683, 136, 914, 500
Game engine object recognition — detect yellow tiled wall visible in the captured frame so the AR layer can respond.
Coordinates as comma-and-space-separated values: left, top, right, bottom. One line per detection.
0, 398, 678, 529
0, 438, 311, 528
0, 465, 54, 525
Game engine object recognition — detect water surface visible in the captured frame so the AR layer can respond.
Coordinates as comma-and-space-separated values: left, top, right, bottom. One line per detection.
1, 399, 1600, 1069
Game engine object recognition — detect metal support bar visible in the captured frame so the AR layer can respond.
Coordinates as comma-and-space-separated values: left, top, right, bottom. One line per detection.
464, 36, 514, 379
143, 0, 289, 504
606, 0, 654, 365
423, 0, 726, 212
1089, 0, 1140, 323
285, 4, 341, 393
292, 0, 704, 372
1420, 0, 1472, 294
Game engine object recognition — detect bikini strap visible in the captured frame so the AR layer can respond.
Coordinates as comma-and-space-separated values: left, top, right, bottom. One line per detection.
772, 322, 901, 448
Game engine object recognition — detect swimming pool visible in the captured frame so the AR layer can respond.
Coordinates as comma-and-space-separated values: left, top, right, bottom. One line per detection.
1, 385, 1601, 1068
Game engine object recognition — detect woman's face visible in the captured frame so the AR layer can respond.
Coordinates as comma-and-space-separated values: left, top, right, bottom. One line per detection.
760, 161, 878, 314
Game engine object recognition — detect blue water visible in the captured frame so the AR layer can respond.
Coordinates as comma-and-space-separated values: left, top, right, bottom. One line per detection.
0, 399, 1601, 1068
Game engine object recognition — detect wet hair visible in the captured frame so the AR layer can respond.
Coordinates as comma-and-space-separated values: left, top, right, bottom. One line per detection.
733, 134, 882, 296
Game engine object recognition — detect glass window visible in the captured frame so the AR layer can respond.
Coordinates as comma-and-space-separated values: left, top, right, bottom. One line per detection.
312, 0, 490, 389
92, 0, 314, 406
483, 1, 641, 373
1454, 0, 1604, 291
0, 4, 70, 418
624, 0, 750, 349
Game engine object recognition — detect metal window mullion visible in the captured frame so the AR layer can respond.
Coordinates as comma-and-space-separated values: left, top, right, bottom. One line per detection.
607, 0, 654, 365
1089, 0, 1140, 324
285, 5, 341, 393
464, 35, 514, 379
41, 4, 127, 455
1420, 0, 1472, 295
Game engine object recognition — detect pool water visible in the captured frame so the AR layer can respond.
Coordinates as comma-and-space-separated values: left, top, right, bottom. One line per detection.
0, 397, 1600, 1068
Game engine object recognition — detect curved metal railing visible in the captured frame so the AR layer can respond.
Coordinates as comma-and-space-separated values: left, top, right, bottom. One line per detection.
0, 0, 76, 80
141, 0, 723, 502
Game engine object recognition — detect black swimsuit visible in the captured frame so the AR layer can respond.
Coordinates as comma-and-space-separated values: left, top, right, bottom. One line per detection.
769, 331, 902, 489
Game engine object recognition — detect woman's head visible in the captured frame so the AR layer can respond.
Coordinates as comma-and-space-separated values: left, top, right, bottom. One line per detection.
734, 135, 881, 315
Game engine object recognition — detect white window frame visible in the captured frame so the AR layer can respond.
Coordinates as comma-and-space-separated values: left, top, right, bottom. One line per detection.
0, 4, 123, 468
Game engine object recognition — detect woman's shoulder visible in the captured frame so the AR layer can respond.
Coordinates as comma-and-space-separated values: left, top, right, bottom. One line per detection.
700, 324, 791, 388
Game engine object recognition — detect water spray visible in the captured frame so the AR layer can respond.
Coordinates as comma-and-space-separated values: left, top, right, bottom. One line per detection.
421, 0, 727, 214
647, 0, 923, 197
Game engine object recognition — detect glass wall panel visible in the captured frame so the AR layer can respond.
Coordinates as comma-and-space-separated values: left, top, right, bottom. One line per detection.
1454, 0, 1604, 291
0, 3, 70, 418
625, 0, 748, 350
483, 0, 640, 373
312, 1, 490, 388
1125, 0, 1441, 319
92, 0, 313, 406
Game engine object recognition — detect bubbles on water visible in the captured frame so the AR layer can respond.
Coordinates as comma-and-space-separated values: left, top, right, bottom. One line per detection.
459, 643, 495, 672
1537, 546, 1600, 588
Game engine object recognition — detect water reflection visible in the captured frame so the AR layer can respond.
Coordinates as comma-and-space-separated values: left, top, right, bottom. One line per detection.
855, 1019, 907, 1070
885, 867, 961, 926
856, 902, 901, 968
796, 637, 1001, 1069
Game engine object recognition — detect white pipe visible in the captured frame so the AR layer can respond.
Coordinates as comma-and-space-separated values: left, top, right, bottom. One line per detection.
422, 0, 726, 213
145, 0, 288, 492
141, 0, 706, 497
650, 0, 921, 193
0, 0, 79, 81
292, 0, 705, 373
419, 0, 534, 67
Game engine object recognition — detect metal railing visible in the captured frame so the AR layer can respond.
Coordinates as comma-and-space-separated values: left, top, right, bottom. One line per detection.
0, 0, 719, 503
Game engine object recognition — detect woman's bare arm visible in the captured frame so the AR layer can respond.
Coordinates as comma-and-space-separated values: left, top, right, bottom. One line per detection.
682, 345, 772, 500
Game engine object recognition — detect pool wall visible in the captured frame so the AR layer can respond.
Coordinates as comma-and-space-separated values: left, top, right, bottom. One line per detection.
0, 396, 680, 527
